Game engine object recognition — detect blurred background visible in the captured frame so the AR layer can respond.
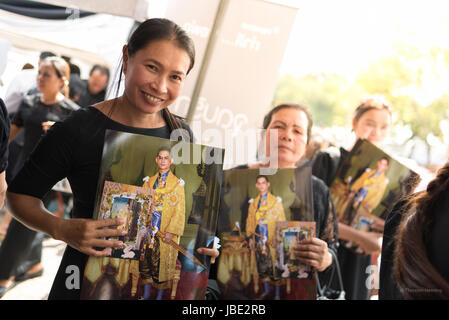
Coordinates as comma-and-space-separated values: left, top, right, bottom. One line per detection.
1, 0, 448, 170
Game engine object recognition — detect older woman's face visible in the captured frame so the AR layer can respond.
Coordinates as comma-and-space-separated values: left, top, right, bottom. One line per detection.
352, 108, 391, 147
265, 108, 309, 168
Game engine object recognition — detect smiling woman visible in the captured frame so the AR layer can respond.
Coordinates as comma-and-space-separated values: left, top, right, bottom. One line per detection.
5, 18, 218, 300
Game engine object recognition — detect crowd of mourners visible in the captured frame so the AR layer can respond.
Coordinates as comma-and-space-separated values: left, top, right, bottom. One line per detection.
0, 18, 448, 300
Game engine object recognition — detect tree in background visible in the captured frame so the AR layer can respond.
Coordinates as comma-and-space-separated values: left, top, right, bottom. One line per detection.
273, 42, 449, 167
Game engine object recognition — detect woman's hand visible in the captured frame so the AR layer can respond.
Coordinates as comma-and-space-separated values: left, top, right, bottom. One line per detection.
42, 121, 55, 132
54, 218, 126, 256
370, 216, 385, 233
293, 237, 332, 272
354, 230, 382, 255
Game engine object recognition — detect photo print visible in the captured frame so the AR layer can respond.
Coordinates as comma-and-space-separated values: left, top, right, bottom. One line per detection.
274, 221, 316, 280
216, 166, 317, 300
330, 139, 420, 253
80, 130, 223, 300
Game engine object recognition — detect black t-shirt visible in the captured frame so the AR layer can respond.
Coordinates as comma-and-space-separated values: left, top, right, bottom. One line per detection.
0, 98, 10, 173
311, 147, 349, 187
8, 106, 192, 299
10, 94, 79, 178
379, 199, 406, 300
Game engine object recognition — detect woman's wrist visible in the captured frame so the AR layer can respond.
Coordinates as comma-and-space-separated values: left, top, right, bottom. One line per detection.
47, 213, 65, 241
317, 249, 333, 271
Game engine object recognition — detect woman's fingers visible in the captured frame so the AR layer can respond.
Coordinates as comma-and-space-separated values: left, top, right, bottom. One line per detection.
61, 218, 127, 256
294, 238, 327, 252
83, 246, 116, 257
95, 228, 126, 238
293, 237, 331, 271
294, 249, 321, 261
96, 218, 125, 229
297, 258, 320, 269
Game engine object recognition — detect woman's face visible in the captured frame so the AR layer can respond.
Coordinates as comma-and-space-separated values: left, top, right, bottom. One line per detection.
352, 108, 391, 147
265, 108, 309, 168
122, 39, 191, 115
37, 62, 63, 97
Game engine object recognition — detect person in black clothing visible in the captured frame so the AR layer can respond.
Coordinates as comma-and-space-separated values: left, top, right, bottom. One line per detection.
208, 103, 338, 300
6, 18, 218, 300
0, 99, 10, 210
68, 74, 85, 103
380, 161, 449, 299
0, 57, 79, 297
241, 103, 338, 271
312, 95, 393, 299
76, 64, 110, 107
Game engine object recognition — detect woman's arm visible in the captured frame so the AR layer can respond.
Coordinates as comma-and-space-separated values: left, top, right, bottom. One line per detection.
9, 124, 21, 143
338, 222, 382, 255
7, 191, 126, 256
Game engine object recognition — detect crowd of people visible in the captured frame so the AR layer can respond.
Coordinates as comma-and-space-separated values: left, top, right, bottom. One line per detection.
0, 17, 448, 300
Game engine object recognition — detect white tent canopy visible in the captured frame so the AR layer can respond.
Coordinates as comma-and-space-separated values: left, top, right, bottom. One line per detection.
0, 0, 172, 96
35, 0, 150, 21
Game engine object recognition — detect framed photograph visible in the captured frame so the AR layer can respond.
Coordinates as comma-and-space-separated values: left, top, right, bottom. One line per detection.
97, 181, 154, 261
80, 130, 223, 300
274, 221, 315, 280
216, 166, 316, 300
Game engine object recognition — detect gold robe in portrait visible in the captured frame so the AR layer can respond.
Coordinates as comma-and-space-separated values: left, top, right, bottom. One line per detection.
142, 171, 185, 283
246, 192, 286, 279
349, 168, 388, 212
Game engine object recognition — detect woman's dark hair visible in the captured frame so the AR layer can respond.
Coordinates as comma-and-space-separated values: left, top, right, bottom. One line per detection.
262, 103, 313, 143
127, 18, 195, 74
394, 161, 449, 299
113, 18, 195, 132
353, 95, 393, 123
39, 51, 56, 60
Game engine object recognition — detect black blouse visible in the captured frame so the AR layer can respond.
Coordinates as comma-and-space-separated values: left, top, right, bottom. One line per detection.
0, 98, 10, 173
10, 94, 79, 178
8, 106, 192, 299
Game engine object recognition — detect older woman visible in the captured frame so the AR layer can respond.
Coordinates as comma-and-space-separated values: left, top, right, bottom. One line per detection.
250, 103, 338, 271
